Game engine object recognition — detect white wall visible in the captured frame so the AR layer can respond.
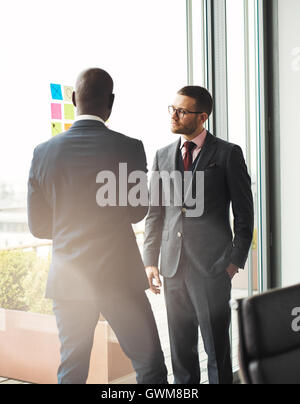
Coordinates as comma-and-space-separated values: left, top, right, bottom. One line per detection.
278, 0, 300, 286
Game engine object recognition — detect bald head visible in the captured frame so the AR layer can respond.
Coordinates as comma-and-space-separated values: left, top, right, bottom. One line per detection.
72, 68, 114, 121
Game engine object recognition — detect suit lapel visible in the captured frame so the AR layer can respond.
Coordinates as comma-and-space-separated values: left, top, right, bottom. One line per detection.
167, 132, 217, 172
168, 138, 181, 173
183, 132, 218, 206
161, 134, 218, 207
193, 131, 218, 171
164, 138, 182, 206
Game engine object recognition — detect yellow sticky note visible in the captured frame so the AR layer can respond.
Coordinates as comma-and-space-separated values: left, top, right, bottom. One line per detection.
51, 122, 63, 136
64, 86, 73, 102
64, 103, 75, 120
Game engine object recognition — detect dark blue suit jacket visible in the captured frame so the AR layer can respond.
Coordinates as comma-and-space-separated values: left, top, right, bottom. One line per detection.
28, 120, 149, 299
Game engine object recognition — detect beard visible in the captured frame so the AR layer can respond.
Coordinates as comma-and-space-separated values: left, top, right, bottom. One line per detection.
171, 119, 198, 135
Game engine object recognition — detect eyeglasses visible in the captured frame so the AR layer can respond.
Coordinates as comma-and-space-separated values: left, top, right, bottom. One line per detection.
168, 105, 203, 119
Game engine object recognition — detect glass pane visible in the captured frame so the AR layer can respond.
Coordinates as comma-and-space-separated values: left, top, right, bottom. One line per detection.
226, 0, 259, 371
277, 0, 300, 286
0, 0, 187, 384
190, 0, 206, 86
0, 0, 187, 307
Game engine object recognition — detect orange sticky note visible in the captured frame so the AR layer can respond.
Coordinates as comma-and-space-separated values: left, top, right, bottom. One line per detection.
64, 123, 72, 131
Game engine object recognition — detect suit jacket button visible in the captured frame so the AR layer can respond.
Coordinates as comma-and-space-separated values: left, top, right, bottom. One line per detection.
177, 232, 182, 238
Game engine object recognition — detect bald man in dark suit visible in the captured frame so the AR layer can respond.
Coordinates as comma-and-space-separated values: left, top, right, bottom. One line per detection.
28, 68, 167, 384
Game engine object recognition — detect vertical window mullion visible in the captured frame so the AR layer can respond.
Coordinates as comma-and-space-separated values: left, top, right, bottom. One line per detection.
186, 0, 194, 85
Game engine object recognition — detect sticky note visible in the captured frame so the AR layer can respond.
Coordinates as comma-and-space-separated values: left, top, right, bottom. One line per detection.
64, 86, 74, 102
51, 122, 63, 136
50, 83, 63, 100
64, 123, 72, 131
51, 103, 62, 120
64, 103, 75, 120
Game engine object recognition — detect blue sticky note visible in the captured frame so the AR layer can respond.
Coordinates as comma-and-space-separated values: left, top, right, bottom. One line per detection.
50, 83, 63, 100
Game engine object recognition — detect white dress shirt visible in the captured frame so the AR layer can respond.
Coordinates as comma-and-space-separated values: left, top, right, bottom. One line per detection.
75, 114, 106, 125
180, 128, 207, 163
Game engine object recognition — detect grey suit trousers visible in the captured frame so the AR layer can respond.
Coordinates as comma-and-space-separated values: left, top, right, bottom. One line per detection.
164, 248, 233, 384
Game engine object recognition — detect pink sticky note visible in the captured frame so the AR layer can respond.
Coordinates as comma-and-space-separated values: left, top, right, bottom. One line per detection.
51, 103, 62, 120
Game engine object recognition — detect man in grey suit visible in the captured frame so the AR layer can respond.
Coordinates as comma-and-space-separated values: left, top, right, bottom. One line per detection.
27, 68, 167, 384
143, 86, 254, 384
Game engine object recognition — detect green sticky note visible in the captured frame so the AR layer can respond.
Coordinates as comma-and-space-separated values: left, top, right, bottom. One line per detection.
64, 103, 75, 120
51, 122, 63, 136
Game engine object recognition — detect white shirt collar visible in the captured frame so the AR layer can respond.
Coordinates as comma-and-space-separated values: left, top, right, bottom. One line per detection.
75, 114, 106, 125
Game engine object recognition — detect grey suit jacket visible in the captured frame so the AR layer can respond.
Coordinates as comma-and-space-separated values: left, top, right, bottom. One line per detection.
143, 132, 254, 278
28, 120, 149, 299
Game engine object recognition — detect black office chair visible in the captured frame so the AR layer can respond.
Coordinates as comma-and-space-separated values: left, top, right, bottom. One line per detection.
233, 283, 300, 384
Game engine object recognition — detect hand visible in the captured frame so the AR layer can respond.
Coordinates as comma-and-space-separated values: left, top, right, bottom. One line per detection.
145, 266, 162, 295
226, 263, 239, 280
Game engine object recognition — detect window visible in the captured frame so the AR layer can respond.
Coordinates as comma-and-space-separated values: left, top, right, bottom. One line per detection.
225, 0, 263, 372
0, 0, 188, 385
277, 0, 300, 286
0, 0, 187, 305
0, 0, 187, 249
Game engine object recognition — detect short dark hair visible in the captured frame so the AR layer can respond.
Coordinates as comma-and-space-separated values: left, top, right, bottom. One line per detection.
178, 86, 213, 116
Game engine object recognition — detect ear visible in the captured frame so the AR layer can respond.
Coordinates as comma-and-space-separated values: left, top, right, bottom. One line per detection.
108, 93, 115, 110
200, 112, 209, 124
72, 91, 77, 107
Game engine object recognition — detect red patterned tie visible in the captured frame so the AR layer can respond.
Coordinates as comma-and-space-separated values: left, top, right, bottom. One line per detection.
183, 141, 196, 171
